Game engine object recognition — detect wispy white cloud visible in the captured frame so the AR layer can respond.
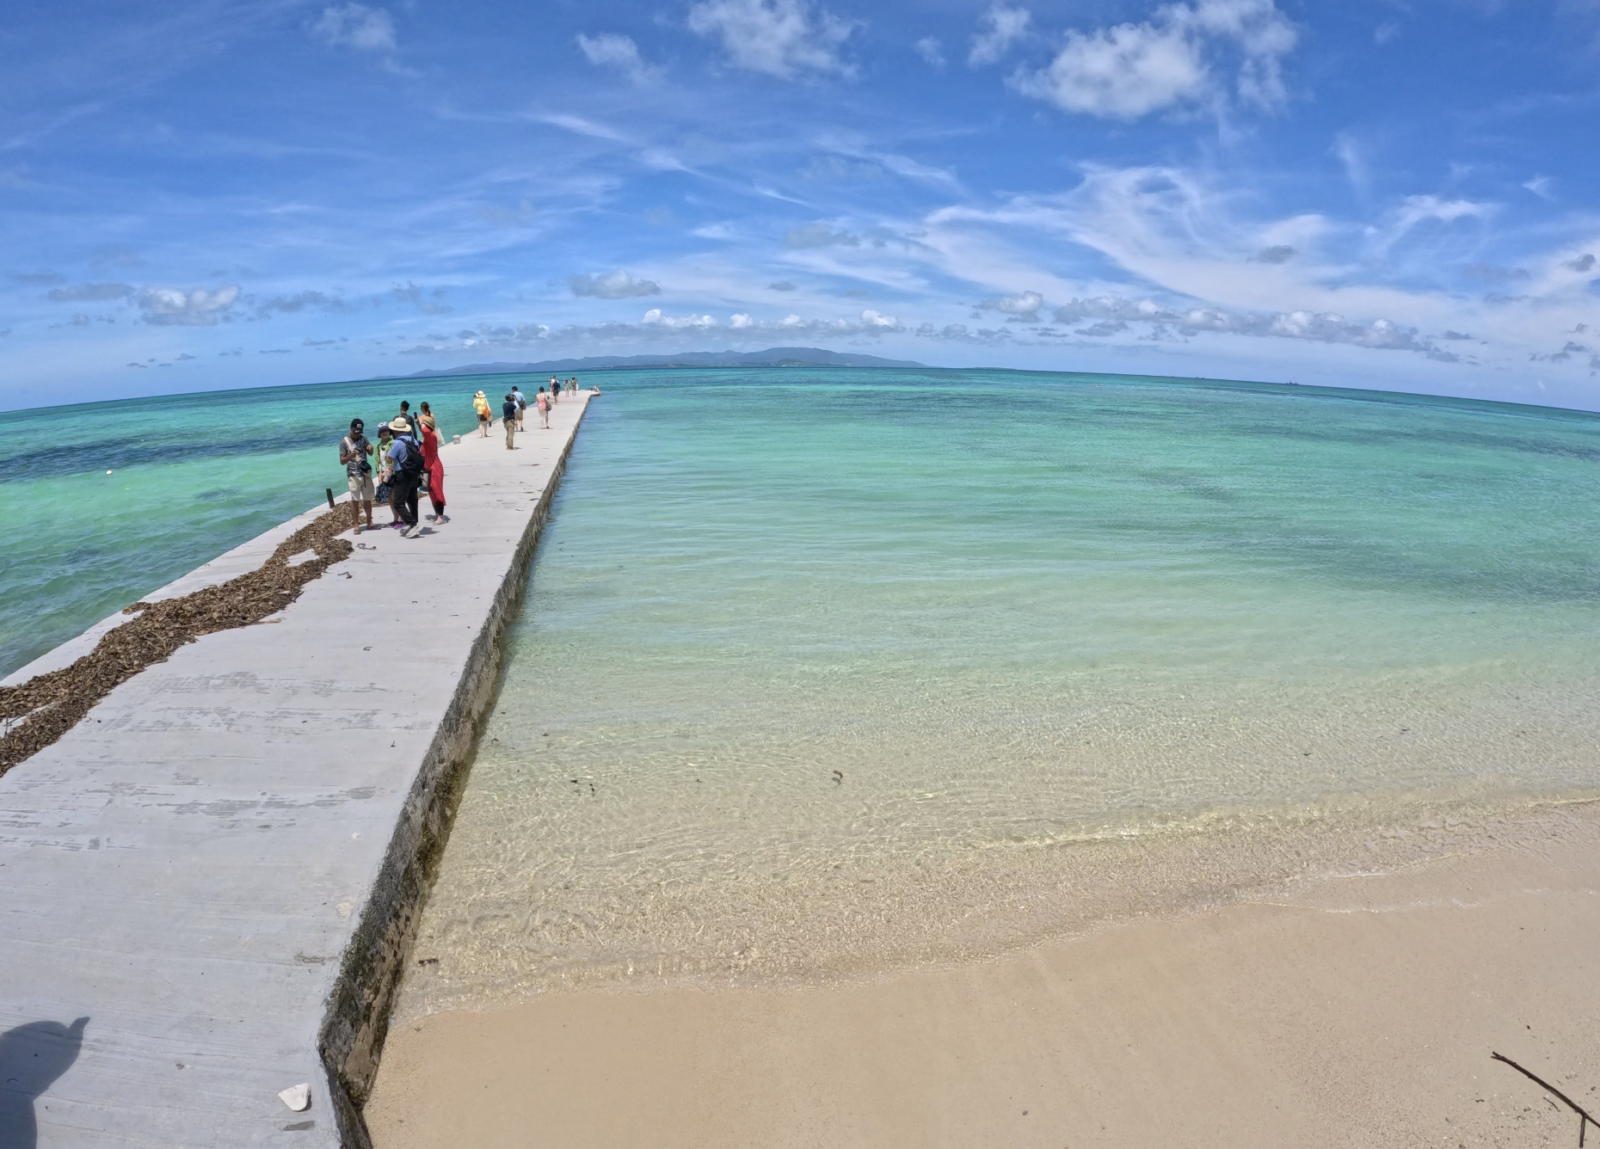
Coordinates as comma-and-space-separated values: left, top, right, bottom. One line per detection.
914, 37, 945, 68
1332, 132, 1367, 194
806, 135, 963, 191
1377, 194, 1496, 254
978, 289, 1044, 319
970, 6, 1032, 67
895, 159, 1600, 382
570, 269, 662, 298
687, 0, 859, 79
138, 284, 240, 326
643, 308, 718, 328
46, 282, 133, 302
785, 221, 860, 248
1012, 0, 1296, 119
1523, 175, 1555, 199
310, 3, 397, 53
1053, 295, 1461, 361
253, 289, 352, 317
533, 112, 635, 145
393, 306, 908, 356
575, 33, 660, 85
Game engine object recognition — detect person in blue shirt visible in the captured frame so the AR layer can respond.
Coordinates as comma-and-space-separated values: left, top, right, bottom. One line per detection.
386, 416, 425, 538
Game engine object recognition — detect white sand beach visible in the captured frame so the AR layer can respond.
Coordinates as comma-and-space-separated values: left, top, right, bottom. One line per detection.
368, 807, 1600, 1148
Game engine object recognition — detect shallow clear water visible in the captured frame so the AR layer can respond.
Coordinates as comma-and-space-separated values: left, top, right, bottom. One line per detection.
403, 369, 1600, 1009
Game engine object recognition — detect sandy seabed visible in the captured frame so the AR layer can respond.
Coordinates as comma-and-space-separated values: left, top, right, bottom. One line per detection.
367, 804, 1600, 1148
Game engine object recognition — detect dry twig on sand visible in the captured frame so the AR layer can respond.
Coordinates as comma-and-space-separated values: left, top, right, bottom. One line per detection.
1492, 1052, 1598, 1147
0, 510, 353, 777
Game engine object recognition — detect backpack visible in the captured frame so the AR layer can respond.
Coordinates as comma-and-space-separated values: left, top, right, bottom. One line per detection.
396, 436, 426, 477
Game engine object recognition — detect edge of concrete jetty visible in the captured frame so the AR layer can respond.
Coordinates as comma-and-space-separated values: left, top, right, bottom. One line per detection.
320, 400, 590, 1148
0, 392, 594, 1149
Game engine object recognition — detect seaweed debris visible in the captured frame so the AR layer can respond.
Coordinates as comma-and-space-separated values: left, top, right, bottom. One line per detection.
0, 509, 353, 777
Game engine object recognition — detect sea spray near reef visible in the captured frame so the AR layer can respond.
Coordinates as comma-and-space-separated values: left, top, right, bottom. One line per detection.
392, 369, 1600, 1007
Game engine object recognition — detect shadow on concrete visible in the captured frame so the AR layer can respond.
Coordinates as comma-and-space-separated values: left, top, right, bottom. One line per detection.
0, 1017, 88, 1149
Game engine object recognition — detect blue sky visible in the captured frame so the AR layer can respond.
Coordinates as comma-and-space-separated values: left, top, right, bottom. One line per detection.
3, 0, 1600, 410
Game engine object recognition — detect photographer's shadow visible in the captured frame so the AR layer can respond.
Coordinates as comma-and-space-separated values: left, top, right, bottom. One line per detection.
0, 1018, 88, 1149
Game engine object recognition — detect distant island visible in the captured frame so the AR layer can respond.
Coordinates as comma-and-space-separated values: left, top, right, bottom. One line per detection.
404, 347, 927, 379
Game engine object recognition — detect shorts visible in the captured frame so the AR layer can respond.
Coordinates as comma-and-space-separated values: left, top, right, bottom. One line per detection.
347, 473, 375, 501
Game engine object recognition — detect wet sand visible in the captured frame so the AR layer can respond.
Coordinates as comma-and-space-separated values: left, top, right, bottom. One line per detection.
367, 814, 1600, 1148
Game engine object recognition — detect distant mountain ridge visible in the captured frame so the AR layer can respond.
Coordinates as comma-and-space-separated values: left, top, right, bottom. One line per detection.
403, 347, 926, 378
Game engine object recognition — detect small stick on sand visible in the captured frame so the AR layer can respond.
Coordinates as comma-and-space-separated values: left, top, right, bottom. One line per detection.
1491, 1051, 1596, 1146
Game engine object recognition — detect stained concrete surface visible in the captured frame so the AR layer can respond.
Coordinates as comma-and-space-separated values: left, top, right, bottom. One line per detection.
0, 394, 591, 1147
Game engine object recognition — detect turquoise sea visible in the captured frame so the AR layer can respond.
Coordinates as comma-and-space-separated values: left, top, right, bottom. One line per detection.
9, 368, 1600, 998
409, 368, 1600, 1004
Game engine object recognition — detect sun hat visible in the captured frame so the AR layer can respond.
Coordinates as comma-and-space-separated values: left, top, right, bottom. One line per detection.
390, 416, 411, 433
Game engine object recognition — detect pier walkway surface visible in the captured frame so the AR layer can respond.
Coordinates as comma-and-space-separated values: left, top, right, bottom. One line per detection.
0, 391, 592, 1147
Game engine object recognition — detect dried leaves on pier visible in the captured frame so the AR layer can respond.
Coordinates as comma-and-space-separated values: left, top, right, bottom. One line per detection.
0, 510, 354, 777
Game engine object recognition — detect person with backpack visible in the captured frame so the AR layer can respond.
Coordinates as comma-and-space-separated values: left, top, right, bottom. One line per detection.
501, 393, 517, 449
536, 385, 550, 428
473, 390, 491, 437
386, 416, 426, 538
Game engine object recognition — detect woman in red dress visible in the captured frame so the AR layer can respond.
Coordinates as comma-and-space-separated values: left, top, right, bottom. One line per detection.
417, 403, 448, 525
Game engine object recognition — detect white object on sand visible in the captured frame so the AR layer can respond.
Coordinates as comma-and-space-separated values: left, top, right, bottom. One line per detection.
278, 1083, 311, 1111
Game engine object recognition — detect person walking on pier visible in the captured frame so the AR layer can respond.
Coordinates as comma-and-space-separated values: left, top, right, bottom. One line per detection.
512, 385, 527, 431
418, 406, 448, 524
473, 390, 491, 437
387, 416, 425, 538
502, 393, 517, 450
536, 385, 550, 428
339, 418, 375, 534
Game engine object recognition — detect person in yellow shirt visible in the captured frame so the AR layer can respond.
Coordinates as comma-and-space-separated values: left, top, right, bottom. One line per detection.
472, 390, 491, 437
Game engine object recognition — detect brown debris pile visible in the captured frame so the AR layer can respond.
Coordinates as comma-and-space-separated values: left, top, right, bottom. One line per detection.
0, 509, 354, 777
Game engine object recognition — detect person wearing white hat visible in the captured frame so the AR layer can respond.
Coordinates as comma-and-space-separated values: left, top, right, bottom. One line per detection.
385, 416, 426, 538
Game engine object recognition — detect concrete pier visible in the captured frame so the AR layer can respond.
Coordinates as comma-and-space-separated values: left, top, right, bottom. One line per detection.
0, 391, 592, 1147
